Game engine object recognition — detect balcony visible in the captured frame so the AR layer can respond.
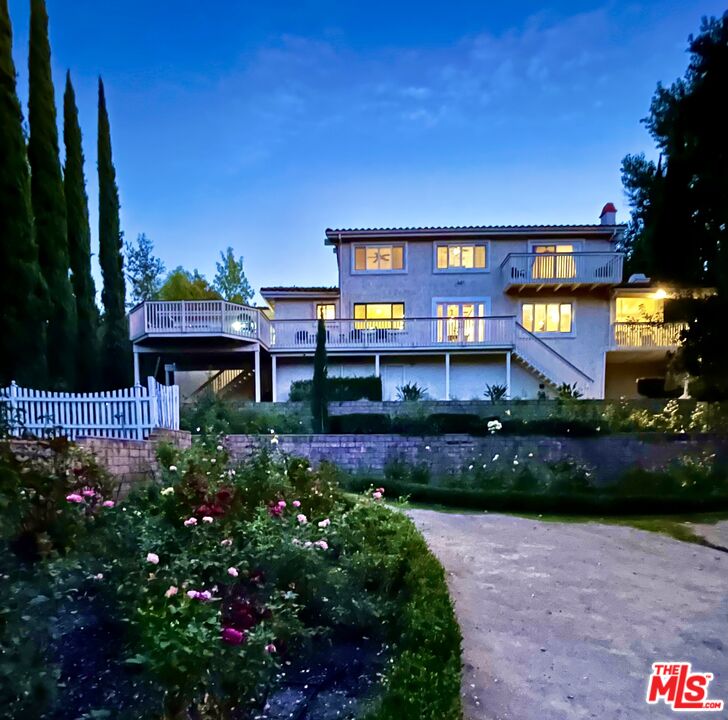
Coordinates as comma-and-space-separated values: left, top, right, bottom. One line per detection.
610, 322, 687, 350
129, 301, 271, 345
501, 252, 624, 290
270, 316, 516, 351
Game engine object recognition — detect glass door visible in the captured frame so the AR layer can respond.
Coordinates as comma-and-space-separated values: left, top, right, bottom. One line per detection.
436, 302, 487, 343
531, 244, 576, 279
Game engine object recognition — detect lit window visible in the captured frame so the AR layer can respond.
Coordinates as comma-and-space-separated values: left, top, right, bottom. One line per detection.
615, 297, 664, 323
522, 303, 572, 334
436, 243, 488, 270
353, 244, 405, 272
531, 244, 576, 279
316, 304, 336, 320
353, 303, 404, 329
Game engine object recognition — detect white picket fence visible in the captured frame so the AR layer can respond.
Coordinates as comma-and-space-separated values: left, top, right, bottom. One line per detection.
0, 377, 179, 440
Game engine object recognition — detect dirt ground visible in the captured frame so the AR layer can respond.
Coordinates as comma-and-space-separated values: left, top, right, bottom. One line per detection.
407, 510, 728, 720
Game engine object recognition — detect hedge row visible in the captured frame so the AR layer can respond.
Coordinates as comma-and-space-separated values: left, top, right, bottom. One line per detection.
328, 412, 601, 436
343, 476, 728, 516
289, 376, 383, 402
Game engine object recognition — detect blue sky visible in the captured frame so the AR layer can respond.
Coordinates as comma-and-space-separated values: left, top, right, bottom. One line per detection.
8, 0, 726, 299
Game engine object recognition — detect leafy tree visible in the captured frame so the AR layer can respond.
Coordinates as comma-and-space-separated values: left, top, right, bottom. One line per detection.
158, 267, 221, 301
213, 247, 254, 304
125, 233, 165, 304
311, 318, 328, 433
621, 13, 728, 395
0, 0, 47, 386
97, 77, 131, 387
622, 13, 728, 287
63, 70, 99, 391
28, 0, 76, 389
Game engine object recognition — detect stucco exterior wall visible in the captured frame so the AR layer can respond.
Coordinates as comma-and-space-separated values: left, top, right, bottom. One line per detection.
605, 358, 669, 399
269, 297, 340, 320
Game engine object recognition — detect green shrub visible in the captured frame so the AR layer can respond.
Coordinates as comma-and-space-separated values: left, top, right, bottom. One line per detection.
428, 413, 484, 434
289, 375, 383, 402
396, 382, 428, 401
329, 413, 393, 433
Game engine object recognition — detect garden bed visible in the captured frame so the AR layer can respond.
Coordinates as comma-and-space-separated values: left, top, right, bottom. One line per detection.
0, 438, 461, 720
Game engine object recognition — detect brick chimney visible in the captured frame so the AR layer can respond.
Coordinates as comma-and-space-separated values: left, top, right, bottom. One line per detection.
600, 202, 617, 225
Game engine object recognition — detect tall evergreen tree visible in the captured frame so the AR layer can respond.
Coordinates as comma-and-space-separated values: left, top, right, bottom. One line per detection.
311, 318, 328, 433
27, 0, 76, 389
0, 0, 47, 387
63, 71, 99, 391
97, 77, 131, 388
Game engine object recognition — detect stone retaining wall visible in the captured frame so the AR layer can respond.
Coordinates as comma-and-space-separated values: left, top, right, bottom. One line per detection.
225, 432, 727, 484
6, 429, 191, 498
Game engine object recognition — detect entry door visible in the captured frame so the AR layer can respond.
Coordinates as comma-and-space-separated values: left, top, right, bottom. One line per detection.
436, 301, 488, 343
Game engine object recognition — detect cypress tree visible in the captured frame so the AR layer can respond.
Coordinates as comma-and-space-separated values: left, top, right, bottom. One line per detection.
311, 318, 328, 433
0, 0, 47, 387
63, 71, 99, 391
97, 77, 131, 387
28, 0, 76, 389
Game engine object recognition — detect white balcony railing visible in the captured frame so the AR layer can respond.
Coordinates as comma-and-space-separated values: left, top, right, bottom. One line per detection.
611, 322, 687, 349
270, 316, 516, 350
501, 252, 624, 288
129, 301, 267, 341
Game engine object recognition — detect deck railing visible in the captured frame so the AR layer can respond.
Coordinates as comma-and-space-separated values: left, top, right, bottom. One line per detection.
501, 252, 624, 287
611, 322, 687, 349
129, 301, 263, 340
270, 316, 517, 350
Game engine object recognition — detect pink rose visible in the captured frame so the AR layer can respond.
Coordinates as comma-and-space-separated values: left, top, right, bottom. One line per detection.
65, 494, 84, 503
102, 500, 115, 508
318, 518, 330, 528
184, 517, 197, 526
165, 585, 178, 598
264, 643, 277, 653
221, 627, 245, 645
202, 516, 214, 524
296, 514, 308, 525
277, 500, 286, 508
227, 567, 239, 577
220, 538, 233, 547
292, 500, 301, 508
146, 553, 160, 565
372, 491, 382, 500
376, 487, 385, 494
82, 489, 96, 498
314, 540, 329, 550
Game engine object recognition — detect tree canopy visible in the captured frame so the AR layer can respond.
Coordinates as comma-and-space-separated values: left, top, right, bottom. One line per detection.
126, 233, 165, 305
158, 267, 222, 302
213, 247, 254, 305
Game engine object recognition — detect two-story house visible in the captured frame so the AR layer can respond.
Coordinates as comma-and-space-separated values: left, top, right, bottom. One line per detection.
128, 204, 687, 402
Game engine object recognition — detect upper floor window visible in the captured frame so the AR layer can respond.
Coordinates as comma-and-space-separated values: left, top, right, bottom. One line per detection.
316, 303, 336, 320
522, 302, 573, 334
435, 243, 488, 271
353, 244, 405, 272
353, 302, 404, 329
530, 243, 577, 279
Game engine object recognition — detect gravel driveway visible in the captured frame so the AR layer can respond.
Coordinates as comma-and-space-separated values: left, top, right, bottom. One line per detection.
407, 510, 728, 720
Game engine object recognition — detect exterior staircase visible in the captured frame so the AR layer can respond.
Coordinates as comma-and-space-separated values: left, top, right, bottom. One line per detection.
512, 322, 594, 394
191, 369, 247, 400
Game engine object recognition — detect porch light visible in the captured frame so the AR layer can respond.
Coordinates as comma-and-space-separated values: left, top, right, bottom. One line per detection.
652, 288, 668, 300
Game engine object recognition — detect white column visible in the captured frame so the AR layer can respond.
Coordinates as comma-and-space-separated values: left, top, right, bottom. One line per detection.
374, 354, 380, 377
254, 348, 261, 402
445, 353, 450, 400
133, 349, 141, 386
505, 350, 512, 399
271, 355, 278, 403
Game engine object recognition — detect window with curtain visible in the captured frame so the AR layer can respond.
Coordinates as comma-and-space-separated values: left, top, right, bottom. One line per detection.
531, 243, 576, 279
521, 303, 573, 334
316, 303, 336, 320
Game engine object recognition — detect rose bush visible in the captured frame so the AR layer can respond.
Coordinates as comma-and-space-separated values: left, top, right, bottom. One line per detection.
1, 435, 462, 720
